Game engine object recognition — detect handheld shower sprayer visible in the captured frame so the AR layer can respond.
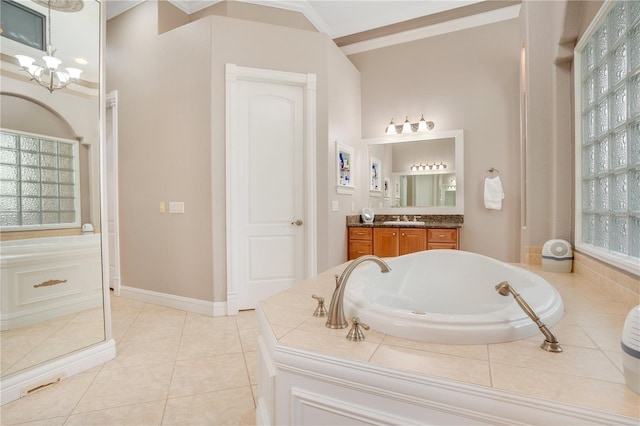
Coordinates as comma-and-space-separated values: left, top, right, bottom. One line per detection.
495, 281, 562, 353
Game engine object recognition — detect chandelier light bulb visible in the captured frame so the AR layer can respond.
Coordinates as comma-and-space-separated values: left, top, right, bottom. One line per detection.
386, 119, 397, 135
418, 114, 428, 131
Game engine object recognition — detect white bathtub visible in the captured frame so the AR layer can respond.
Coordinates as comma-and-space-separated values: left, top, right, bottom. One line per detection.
0, 234, 103, 330
343, 250, 564, 344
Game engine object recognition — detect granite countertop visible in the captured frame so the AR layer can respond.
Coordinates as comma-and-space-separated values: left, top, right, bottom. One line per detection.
258, 262, 640, 420
346, 214, 463, 228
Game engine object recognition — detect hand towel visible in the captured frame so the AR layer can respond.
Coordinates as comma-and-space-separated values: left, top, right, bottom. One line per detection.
484, 176, 505, 210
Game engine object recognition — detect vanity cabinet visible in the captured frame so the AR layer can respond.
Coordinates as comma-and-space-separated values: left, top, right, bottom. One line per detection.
427, 228, 459, 250
348, 227, 373, 260
348, 226, 459, 260
373, 228, 399, 258
373, 228, 427, 257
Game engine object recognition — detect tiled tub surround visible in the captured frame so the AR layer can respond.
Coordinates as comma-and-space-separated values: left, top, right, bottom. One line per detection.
257, 263, 640, 425
346, 214, 464, 228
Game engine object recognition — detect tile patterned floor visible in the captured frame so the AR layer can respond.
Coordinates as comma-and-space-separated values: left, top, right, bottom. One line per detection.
0, 295, 259, 425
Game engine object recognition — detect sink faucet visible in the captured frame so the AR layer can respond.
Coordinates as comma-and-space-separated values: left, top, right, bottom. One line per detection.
326, 255, 391, 329
402, 215, 409, 221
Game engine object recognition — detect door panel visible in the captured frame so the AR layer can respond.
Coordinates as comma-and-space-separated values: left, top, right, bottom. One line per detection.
237, 80, 304, 309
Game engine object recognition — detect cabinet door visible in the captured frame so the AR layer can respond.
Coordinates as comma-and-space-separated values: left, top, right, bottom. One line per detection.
373, 228, 399, 257
399, 228, 427, 255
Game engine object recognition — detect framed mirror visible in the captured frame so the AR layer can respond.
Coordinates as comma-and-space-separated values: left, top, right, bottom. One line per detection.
364, 130, 464, 214
0, 0, 105, 381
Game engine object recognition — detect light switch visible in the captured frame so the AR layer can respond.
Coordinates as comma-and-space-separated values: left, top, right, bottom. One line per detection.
331, 200, 339, 212
159, 202, 165, 214
169, 202, 185, 213
351, 202, 355, 212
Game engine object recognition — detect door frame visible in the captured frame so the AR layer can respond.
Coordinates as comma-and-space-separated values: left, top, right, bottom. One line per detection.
224, 64, 317, 315
105, 90, 121, 296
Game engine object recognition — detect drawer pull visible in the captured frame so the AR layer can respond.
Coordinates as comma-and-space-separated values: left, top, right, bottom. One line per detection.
34, 279, 68, 288
438, 234, 446, 237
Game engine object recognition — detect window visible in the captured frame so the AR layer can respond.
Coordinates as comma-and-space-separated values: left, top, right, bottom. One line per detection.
0, 129, 80, 230
0, 0, 45, 51
575, 1, 640, 275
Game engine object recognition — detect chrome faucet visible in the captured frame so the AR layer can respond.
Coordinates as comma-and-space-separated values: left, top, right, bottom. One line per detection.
402, 215, 409, 221
326, 255, 391, 329
495, 281, 562, 353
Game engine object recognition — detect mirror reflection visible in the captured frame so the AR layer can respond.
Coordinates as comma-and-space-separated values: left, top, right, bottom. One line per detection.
366, 131, 464, 214
0, 0, 103, 378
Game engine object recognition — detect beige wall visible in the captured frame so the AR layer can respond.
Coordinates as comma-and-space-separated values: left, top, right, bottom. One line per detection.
350, 19, 522, 262
107, 2, 214, 301
326, 42, 362, 267
107, 1, 358, 302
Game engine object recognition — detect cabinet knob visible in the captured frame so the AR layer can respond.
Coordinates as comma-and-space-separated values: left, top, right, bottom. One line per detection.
401, 233, 405, 236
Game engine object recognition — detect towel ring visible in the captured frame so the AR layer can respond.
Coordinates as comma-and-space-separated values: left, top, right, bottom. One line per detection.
487, 167, 500, 176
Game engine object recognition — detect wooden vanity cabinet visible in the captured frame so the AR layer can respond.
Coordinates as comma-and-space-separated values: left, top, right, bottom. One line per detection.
373, 228, 428, 257
399, 228, 427, 255
427, 228, 459, 250
373, 228, 399, 258
349, 226, 459, 260
348, 227, 373, 260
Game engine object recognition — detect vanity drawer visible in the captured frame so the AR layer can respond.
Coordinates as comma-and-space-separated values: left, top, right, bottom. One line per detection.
427, 228, 459, 250
427, 228, 457, 243
349, 241, 373, 259
349, 227, 372, 240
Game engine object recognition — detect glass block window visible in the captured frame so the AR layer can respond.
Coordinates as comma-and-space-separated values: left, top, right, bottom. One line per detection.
0, 129, 80, 230
576, 0, 640, 274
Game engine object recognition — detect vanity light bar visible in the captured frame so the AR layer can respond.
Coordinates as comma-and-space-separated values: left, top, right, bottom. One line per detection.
385, 115, 435, 135
410, 162, 447, 171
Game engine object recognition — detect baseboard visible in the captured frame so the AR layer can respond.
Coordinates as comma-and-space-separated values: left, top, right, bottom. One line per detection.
119, 285, 228, 317
0, 339, 116, 405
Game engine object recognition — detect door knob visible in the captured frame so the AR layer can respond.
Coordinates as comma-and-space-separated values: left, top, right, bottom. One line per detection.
291, 219, 303, 226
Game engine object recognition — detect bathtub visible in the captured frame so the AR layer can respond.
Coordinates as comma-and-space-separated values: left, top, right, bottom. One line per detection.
343, 250, 564, 344
0, 234, 103, 330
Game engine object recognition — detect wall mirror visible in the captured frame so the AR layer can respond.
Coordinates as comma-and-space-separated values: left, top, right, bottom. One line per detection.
0, 0, 104, 379
364, 130, 464, 215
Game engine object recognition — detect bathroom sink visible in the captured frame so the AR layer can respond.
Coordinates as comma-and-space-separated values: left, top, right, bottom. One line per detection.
383, 221, 426, 226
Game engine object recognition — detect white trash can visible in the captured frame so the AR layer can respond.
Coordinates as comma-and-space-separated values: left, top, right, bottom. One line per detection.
542, 239, 573, 273
622, 306, 640, 395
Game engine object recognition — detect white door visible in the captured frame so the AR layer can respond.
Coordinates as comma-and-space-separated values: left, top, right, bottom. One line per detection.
226, 65, 316, 312
105, 91, 121, 295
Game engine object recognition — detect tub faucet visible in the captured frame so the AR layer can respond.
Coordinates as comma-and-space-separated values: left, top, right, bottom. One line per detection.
495, 281, 562, 353
326, 255, 391, 329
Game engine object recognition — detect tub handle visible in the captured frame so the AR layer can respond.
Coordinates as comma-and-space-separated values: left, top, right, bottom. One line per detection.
311, 294, 327, 317
346, 317, 369, 342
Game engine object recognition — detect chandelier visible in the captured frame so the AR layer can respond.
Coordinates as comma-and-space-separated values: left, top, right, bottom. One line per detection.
14, 0, 82, 93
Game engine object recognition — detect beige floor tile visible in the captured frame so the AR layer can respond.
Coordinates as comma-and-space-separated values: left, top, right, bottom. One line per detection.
239, 327, 259, 352
251, 385, 258, 408
169, 353, 250, 398
236, 310, 259, 330
182, 312, 238, 335
244, 351, 257, 385
0, 372, 97, 425
65, 400, 166, 425
491, 362, 640, 418
177, 329, 242, 360
103, 336, 180, 371
163, 387, 255, 426
4, 417, 67, 426
121, 321, 184, 343
73, 362, 174, 413
371, 344, 492, 386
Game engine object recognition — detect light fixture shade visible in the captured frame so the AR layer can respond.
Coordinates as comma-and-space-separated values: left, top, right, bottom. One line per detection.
43, 55, 61, 71
386, 119, 397, 135
401, 117, 412, 134
66, 67, 82, 79
29, 65, 44, 77
56, 71, 70, 83
15, 55, 36, 68
418, 114, 428, 131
